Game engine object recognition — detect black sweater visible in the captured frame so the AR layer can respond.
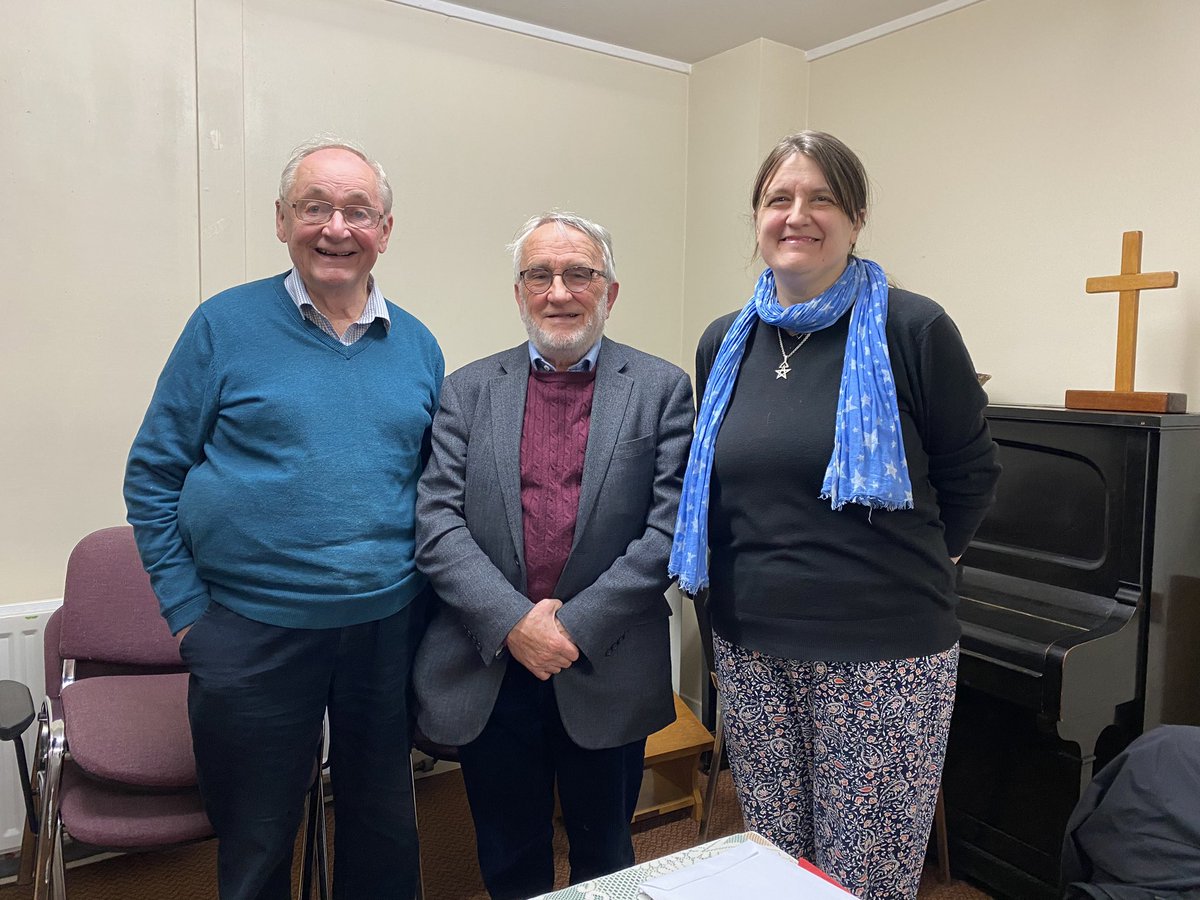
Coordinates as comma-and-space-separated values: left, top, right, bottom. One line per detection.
697, 288, 999, 662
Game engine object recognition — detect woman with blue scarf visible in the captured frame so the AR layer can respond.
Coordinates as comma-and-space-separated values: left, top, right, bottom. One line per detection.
671, 132, 999, 900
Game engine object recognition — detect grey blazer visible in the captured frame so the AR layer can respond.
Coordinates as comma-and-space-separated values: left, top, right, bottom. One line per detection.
413, 338, 694, 750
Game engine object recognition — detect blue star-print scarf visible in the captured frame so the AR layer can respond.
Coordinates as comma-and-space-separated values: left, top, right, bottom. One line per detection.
669, 257, 912, 595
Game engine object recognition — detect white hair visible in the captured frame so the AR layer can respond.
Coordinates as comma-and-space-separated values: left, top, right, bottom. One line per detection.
507, 211, 616, 282
278, 134, 393, 213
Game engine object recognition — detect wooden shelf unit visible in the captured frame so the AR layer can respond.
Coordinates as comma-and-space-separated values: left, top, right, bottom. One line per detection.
633, 693, 714, 823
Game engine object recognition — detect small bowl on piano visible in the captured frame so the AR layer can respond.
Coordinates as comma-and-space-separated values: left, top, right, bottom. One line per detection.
977, 373, 992, 387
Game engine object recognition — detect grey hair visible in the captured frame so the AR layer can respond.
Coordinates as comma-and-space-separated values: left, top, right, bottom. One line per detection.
507, 212, 617, 283
278, 134, 393, 214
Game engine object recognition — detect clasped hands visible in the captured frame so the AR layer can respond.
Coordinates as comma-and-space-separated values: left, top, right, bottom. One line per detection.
505, 598, 578, 681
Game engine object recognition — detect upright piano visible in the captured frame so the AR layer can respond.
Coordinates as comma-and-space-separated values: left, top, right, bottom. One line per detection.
946, 405, 1200, 898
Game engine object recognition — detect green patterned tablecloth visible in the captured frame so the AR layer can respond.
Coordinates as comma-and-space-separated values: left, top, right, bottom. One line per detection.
529, 832, 776, 900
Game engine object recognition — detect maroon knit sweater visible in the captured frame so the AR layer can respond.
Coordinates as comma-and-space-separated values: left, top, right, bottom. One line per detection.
520, 369, 596, 603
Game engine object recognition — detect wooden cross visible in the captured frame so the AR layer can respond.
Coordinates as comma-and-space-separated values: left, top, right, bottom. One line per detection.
1065, 230, 1183, 413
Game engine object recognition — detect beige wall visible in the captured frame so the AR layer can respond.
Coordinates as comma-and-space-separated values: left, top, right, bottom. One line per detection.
6, 0, 1198, 618
804, 0, 1200, 407
2, 1, 201, 605
1, 0, 687, 604
682, 40, 809, 360
235, 0, 688, 373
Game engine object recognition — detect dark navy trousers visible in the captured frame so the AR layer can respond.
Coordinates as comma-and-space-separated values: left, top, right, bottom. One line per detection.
457, 659, 646, 900
182, 600, 419, 900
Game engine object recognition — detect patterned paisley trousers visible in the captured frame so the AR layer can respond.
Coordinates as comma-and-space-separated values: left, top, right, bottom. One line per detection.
713, 634, 958, 900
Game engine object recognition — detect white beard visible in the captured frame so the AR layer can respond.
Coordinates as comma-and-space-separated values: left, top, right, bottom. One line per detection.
519, 298, 608, 364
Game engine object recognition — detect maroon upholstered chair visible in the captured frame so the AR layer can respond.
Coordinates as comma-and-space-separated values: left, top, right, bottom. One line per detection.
0, 526, 328, 900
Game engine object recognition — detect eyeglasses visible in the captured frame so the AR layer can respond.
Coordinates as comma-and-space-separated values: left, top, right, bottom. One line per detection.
290, 199, 384, 229
519, 267, 605, 294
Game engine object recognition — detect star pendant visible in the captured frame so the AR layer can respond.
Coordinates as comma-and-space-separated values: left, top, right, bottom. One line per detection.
775, 361, 791, 379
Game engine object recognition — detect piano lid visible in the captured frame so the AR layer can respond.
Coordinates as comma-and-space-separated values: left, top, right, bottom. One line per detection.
956, 566, 1136, 687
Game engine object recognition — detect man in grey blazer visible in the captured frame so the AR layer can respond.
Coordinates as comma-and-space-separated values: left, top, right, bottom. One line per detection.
414, 211, 694, 899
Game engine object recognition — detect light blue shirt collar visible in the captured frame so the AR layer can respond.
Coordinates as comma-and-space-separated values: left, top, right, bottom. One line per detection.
283, 270, 390, 346
528, 339, 602, 373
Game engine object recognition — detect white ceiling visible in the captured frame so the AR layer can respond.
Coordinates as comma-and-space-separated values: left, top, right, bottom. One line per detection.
395, 0, 979, 65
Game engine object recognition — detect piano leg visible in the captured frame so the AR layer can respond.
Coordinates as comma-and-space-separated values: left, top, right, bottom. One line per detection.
1049, 714, 1100, 801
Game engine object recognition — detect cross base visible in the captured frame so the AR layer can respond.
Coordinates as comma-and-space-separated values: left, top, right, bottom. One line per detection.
1064, 389, 1187, 414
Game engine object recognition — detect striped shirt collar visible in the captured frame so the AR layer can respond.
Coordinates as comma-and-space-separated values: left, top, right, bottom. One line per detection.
528, 339, 602, 373
284, 269, 390, 346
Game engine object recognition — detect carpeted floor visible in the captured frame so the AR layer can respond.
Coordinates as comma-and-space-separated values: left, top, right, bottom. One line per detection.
0, 768, 992, 899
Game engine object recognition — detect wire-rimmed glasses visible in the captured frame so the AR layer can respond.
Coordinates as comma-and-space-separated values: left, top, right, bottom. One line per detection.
290, 199, 384, 229
518, 266, 605, 294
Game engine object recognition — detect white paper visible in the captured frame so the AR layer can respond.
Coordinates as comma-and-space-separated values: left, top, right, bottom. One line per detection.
638, 842, 855, 899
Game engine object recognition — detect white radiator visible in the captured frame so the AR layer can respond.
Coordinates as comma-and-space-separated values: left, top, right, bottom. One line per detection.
0, 599, 60, 855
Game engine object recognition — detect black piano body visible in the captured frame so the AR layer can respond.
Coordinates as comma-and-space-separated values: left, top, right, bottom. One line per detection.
946, 405, 1200, 898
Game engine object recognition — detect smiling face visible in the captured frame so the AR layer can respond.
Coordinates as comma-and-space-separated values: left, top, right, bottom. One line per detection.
754, 152, 863, 306
514, 222, 618, 369
275, 147, 392, 309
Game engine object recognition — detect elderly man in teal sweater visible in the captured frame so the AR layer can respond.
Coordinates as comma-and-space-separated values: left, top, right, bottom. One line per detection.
124, 136, 442, 900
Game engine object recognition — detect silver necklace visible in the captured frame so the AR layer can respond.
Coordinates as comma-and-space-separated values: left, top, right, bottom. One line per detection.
774, 327, 812, 379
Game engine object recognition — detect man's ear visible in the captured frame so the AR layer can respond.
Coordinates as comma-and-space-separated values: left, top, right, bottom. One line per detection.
605, 280, 619, 315
377, 213, 394, 253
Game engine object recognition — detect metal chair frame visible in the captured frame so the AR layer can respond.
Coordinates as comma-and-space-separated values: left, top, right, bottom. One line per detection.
4, 665, 330, 900
2, 662, 331, 900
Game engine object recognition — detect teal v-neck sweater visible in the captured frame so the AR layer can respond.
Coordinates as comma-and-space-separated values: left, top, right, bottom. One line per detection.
125, 273, 444, 633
